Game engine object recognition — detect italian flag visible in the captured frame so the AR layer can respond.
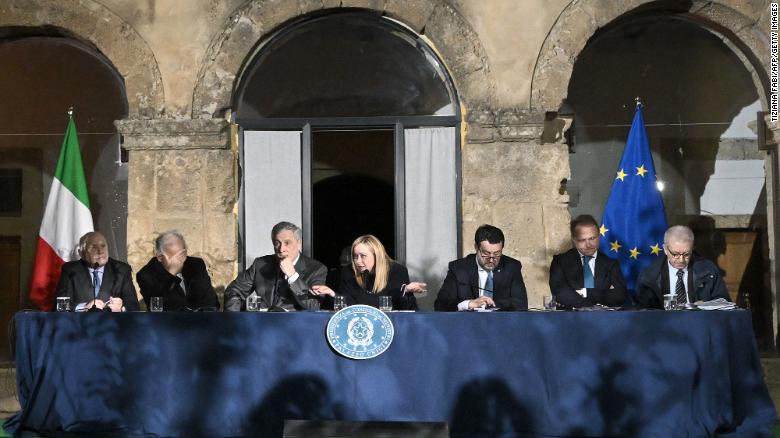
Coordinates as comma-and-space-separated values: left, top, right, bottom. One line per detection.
29, 116, 93, 310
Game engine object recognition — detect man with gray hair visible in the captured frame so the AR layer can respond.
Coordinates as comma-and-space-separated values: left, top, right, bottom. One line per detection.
136, 230, 219, 311
224, 221, 331, 311
636, 225, 730, 309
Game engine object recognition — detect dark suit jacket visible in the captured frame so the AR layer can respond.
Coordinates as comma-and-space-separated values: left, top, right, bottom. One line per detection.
339, 262, 418, 310
434, 254, 527, 311
224, 254, 327, 311
635, 255, 731, 309
55, 258, 139, 311
136, 256, 219, 311
549, 248, 627, 308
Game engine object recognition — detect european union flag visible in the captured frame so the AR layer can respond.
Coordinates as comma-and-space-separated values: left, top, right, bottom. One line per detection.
599, 103, 668, 293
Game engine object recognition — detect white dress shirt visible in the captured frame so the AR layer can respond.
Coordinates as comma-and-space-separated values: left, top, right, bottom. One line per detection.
667, 262, 689, 304
284, 254, 301, 284
75, 266, 105, 311
576, 251, 598, 298
457, 258, 491, 311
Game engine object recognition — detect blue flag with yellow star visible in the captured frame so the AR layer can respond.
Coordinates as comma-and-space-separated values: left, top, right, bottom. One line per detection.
598, 104, 667, 293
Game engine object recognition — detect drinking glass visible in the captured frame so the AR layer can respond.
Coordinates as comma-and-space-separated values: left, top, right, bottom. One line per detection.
150, 296, 164, 312
379, 296, 392, 311
333, 295, 347, 311
246, 295, 260, 312
543, 295, 557, 311
56, 296, 71, 312
663, 294, 676, 311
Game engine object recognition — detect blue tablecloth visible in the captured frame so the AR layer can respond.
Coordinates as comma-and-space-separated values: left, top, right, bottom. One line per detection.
4, 310, 776, 437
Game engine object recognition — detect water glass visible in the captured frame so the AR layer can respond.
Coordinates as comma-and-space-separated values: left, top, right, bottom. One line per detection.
246, 295, 260, 312
333, 295, 346, 311
150, 296, 164, 312
543, 295, 557, 311
56, 296, 71, 312
379, 296, 392, 312
663, 294, 676, 311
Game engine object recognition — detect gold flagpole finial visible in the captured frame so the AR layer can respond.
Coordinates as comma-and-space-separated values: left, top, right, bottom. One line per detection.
67, 106, 74, 117
635, 97, 642, 108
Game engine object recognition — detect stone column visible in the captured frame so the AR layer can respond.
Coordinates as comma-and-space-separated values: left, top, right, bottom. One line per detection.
115, 118, 237, 303
764, 114, 780, 347
463, 109, 572, 308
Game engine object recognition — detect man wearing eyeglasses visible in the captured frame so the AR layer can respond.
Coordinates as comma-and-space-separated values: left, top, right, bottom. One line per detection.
549, 214, 627, 309
636, 225, 730, 309
434, 224, 528, 311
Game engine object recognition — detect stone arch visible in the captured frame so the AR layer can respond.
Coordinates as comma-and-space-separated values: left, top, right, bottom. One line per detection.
531, 0, 770, 113
192, 0, 496, 118
0, 0, 164, 118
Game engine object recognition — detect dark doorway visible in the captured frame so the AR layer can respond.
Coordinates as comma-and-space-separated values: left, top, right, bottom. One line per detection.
312, 130, 395, 270
0, 236, 20, 364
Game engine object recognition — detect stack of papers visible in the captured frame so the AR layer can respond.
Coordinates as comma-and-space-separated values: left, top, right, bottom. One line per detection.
694, 298, 738, 310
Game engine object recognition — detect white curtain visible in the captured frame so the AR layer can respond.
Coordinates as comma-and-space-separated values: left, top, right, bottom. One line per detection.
404, 127, 458, 310
242, 131, 302, 268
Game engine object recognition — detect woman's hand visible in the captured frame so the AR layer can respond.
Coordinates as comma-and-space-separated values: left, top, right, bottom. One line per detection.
405, 282, 428, 294
310, 285, 336, 297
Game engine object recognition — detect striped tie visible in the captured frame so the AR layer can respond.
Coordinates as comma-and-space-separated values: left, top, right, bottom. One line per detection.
675, 269, 686, 306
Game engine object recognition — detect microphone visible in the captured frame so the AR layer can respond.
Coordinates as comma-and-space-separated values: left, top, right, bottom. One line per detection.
455, 280, 494, 297
89, 262, 102, 312
361, 270, 370, 293
90, 262, 114, 312
269, 258, 284, 308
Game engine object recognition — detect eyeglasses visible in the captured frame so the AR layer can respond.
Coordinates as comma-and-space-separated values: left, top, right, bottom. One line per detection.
478, 251, 502, 260
668, 251, 691, 259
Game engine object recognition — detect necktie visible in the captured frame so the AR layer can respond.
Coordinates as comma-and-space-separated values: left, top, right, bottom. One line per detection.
177, 273, 187, 296
93, 270, 101, 298
582, 256, 594, 288
675, 269, 686, 305
483, 271, 494, 298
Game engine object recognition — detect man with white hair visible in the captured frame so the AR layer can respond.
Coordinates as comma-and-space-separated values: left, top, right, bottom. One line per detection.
636, 225, 730, 309
56, 231, 139, 312
136, 230, 219, 311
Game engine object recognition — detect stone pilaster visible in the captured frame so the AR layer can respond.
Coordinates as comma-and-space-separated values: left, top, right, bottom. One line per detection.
462, 108, 571, 308
115, 118, 237, 302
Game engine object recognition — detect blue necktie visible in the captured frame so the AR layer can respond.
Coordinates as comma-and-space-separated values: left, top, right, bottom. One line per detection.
583, 256, 594, 289
483, 271, 494, 298
93, 270, 101, 298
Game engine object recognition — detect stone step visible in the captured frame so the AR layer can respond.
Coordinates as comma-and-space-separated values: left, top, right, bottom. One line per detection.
0, 367, 19, 416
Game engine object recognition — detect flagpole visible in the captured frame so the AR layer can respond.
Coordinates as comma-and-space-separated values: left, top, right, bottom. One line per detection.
67, 106, 74, 117
635, 96, 642, 109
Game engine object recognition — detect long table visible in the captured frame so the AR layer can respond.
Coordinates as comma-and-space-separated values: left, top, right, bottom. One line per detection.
4, 310, 776, 437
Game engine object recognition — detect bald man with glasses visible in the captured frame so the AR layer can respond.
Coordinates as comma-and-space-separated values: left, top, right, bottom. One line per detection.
636, 225, 730, 309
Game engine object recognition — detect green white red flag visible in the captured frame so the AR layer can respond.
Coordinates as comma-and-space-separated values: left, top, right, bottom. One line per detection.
28, 115, 93, 310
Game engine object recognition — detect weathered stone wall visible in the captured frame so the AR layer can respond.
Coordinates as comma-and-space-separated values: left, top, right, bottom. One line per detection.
1, 0, 773, 306
463, 109, 572, 306
116, 119, 236, 302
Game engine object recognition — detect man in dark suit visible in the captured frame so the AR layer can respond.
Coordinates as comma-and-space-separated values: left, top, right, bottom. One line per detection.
224, 221, 331, 311
434, 224, 527, 311
136, 231, 219, 311
55, 231, 139, 312
549, 214, 627, 309
636, 225, 730, 309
